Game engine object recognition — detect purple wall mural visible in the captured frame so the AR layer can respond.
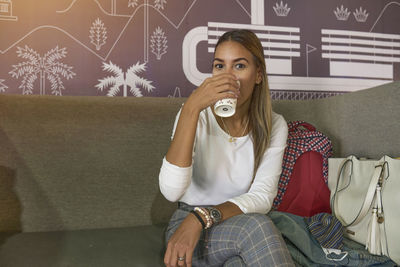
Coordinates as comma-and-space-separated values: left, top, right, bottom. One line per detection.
0, 0, 399, 99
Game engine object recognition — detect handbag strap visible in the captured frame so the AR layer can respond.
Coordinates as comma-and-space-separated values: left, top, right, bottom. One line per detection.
332, 158, 384, 227
332, 158, 352, 225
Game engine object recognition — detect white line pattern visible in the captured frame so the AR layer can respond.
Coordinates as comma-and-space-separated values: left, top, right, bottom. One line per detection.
370, 1, 400, 32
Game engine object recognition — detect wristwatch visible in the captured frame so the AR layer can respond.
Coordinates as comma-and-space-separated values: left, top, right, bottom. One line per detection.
207, 207, 222, 224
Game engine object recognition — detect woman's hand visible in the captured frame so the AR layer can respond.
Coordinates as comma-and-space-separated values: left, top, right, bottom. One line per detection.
164, 213, 203, 267
185, 73, 240, 114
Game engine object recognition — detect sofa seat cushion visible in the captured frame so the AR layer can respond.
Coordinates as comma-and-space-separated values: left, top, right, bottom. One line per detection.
0, 225, 167, 267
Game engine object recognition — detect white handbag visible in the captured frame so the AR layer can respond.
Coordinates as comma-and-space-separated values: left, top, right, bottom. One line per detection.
328, 156, 400, 265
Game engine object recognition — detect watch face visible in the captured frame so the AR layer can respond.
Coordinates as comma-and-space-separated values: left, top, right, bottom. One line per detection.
210, 208, 222, 222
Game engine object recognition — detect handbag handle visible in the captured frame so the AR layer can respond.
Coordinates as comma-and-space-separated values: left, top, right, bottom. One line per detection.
332, 157, 384, 227
288, 121, 316, 132
331, 158, 352, 224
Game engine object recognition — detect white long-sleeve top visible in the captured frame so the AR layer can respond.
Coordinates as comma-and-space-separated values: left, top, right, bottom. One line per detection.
159, 106, 288, 214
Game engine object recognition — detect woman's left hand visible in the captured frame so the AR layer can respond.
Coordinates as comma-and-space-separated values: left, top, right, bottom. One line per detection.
164, 213, 203, 267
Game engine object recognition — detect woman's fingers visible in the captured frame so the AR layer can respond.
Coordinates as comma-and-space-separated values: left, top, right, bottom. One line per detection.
164, 242, 172, 266
219, 91, 238, 101
185, 250, 193, 267
164, 241, 189, 267
171, 246, 188, 267
207, 74, 240, 94
185, 73, 240, 113
177, 253, 186, 266
202, 75, 240, 101
212, 82, 240, 96
170, 245, 180, 267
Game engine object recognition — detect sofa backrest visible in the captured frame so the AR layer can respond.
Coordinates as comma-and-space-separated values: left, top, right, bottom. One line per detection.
0, 81, 398, 232
272, 81, 400, 159
0, 95, 184, 232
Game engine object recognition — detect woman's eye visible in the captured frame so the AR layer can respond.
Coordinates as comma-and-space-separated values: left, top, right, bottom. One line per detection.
235, 63, 245, 69
214, 64, 223, 69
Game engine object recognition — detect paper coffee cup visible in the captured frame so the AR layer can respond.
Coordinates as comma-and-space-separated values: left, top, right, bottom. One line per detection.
214, 80, 239, 117
214, 98, 237, 117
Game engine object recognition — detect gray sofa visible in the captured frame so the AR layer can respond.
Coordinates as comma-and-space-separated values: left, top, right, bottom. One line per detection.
0, 81, 399, 266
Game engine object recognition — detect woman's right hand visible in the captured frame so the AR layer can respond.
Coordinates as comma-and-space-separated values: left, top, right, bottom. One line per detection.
184, 73, 240, 114
164, 213, 203, 267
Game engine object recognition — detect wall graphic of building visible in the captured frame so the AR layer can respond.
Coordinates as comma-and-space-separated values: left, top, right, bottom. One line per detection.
183, 0, 399, 99
0, 0, 17, 21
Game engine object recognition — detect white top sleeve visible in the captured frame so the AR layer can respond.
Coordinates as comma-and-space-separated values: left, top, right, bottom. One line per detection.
159, 157, 192, 202
158, 107, 193, 202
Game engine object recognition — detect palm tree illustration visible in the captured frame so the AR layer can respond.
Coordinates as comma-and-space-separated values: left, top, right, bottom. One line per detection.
96, 61, 155, 97
9, 46, 75, 95
0, 79, 7, 93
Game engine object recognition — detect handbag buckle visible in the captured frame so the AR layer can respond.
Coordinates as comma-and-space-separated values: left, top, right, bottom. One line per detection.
346, 229, 355, 235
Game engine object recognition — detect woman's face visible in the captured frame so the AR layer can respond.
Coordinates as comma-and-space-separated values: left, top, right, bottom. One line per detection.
212, 40, 262, 108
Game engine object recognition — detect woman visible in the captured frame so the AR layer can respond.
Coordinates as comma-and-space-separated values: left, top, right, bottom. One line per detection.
159, 29, 293, 266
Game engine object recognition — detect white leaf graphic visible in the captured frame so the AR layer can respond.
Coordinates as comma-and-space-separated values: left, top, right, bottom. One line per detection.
90, 18, 107, 51
154, 0, 167, 10
150, 26, 168, 60
96, 61, 155, 97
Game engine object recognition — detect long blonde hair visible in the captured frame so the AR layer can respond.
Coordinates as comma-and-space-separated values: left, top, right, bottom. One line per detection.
214, 30, 272, 180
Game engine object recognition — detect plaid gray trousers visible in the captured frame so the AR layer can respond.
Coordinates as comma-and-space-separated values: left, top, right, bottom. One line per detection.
165, 203, 295, 267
